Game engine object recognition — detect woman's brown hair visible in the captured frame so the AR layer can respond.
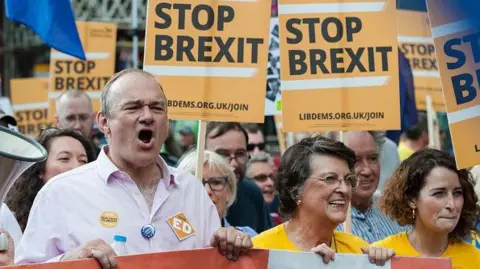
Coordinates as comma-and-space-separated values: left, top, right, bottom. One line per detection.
379, 149, 479, 242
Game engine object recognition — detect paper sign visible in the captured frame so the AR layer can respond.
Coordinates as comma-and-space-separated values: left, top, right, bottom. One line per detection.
426, 0, 480, 168
10, 78, 52, 137
265, 18, 282, 116
6, 248, 451, 269
48, 21, 117, 121
397, 10, 445, 112
278, 0, 400, 132
143, 0, 271, 123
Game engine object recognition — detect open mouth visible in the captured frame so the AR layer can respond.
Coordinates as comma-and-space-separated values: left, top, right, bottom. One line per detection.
328, 200, 346, 207
138, 129, 153, 144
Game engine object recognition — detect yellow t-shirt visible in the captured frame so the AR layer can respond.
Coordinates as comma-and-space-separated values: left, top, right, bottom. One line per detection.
373, 232, 480, 269
252, 223, 368, 253
398, 143, 414, 161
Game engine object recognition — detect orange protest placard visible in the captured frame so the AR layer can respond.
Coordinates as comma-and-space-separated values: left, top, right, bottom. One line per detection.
48, 21, 117, 121
426, 0, 480, 168
10, 78, 52, 137
397, 10, 445, 112
5, 248, 451, 269
143, 0, 271, 123
278, 0, 400, 132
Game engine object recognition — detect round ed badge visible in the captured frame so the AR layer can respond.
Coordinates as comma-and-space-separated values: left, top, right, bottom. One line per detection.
141, 224, 156, 239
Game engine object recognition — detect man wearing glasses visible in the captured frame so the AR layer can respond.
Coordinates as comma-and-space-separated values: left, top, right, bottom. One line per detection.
242, 123, 266, 155
206, 122, 273, 233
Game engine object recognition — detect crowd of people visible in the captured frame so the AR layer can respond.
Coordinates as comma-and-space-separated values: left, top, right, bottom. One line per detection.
0, 68, 479, 268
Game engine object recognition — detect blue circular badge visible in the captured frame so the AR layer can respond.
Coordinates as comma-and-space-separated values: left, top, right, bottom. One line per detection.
141, 224, 156, 239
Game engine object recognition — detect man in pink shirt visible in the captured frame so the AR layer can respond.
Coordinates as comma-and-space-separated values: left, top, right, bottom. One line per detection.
15, 69, 252, 268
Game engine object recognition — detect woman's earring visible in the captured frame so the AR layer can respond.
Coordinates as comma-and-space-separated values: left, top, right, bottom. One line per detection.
412, 208, 416, 219
296, 200, 302, 206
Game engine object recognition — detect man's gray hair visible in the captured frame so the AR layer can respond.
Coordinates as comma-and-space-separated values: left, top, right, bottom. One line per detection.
100, 69, 160, 117
56, 89, 93, 115
313, 131, 385, 154
246, 152, 274, 175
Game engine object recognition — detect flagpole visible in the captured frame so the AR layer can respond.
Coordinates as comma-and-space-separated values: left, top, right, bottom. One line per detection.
132, 0, 139, 69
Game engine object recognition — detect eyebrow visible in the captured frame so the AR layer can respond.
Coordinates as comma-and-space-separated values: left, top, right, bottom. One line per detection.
122, 100, 166, 108
57, 151, 87, 157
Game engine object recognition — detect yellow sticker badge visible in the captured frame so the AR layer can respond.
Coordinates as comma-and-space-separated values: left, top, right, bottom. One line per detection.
100, 212, 119, 228
166, 212, 196, 241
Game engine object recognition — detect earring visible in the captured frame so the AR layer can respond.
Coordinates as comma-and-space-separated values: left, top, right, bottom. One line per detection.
412, 208, 416, 219
296, 200, 302, 206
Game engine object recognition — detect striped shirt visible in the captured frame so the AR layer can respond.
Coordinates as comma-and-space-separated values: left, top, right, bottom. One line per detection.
337, 206, 410, 243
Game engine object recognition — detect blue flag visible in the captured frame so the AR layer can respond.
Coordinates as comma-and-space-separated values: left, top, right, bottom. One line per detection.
5, 0, 86, 60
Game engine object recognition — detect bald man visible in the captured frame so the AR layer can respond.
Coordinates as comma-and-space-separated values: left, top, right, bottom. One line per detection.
55, 89, 94, 138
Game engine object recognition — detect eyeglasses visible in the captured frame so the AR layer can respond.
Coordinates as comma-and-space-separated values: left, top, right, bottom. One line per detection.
310, 173, 357, 187
247, 143, 266, 151
202, 176, 228, 191
215, 150, 250, 164
253, 173, 274, 182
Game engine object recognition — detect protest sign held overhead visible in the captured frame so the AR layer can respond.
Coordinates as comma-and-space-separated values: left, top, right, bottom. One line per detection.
397, 10, 445, 112
278, 0, 399, 132
426, 0, 480, 168
144, 0, 271, 123
48, 21, 117, 121
10, 78, 52, 137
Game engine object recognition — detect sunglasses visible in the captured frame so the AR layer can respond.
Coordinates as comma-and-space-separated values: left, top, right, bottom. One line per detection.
247, 142, 266, 151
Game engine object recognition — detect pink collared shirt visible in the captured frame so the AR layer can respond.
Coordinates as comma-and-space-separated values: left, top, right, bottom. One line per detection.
15, 147, 220, 264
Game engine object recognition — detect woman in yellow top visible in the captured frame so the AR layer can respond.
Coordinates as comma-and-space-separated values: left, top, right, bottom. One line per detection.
374, 149, 480, 268
252, 136, 394, 266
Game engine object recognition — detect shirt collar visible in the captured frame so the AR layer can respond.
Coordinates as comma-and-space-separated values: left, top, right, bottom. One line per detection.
352, 205, 374, 220
96, 145, 179, 188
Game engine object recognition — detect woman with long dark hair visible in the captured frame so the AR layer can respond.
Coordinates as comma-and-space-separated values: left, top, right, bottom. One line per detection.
6, 128, 96, 231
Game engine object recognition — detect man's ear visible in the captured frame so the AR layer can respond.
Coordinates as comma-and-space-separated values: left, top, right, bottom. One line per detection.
96, 111, 109, 135
54, 115, 60, 127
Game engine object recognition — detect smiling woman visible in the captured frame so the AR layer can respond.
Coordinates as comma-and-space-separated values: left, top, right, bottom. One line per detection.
374, 149, 480, 269
252, 136, 395, 266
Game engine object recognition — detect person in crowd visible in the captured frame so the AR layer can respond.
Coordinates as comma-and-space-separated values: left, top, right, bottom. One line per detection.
177, 150, 257, 237
160, 127, 182, 167
471, 165, 480, 248
0, 110, 16, 128
252, 136, 394, 266
206, 122, 273, 233
55, 89, 99, 154
374, 149, 480, 268
15, 69, 252, 267
6, 127, 97, 231
336, 131, 408, 243
242, 123, 266, 155
397, 116, 428, 161
246, 153, 282, 225
376, 133, 401, 199
177, 126, 195, 153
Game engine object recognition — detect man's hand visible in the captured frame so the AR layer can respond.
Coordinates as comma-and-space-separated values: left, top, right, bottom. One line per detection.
361, 246, 395, 266
61, 239, 117, 269
210, 227, 252, 261
0, 229, 14, 266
